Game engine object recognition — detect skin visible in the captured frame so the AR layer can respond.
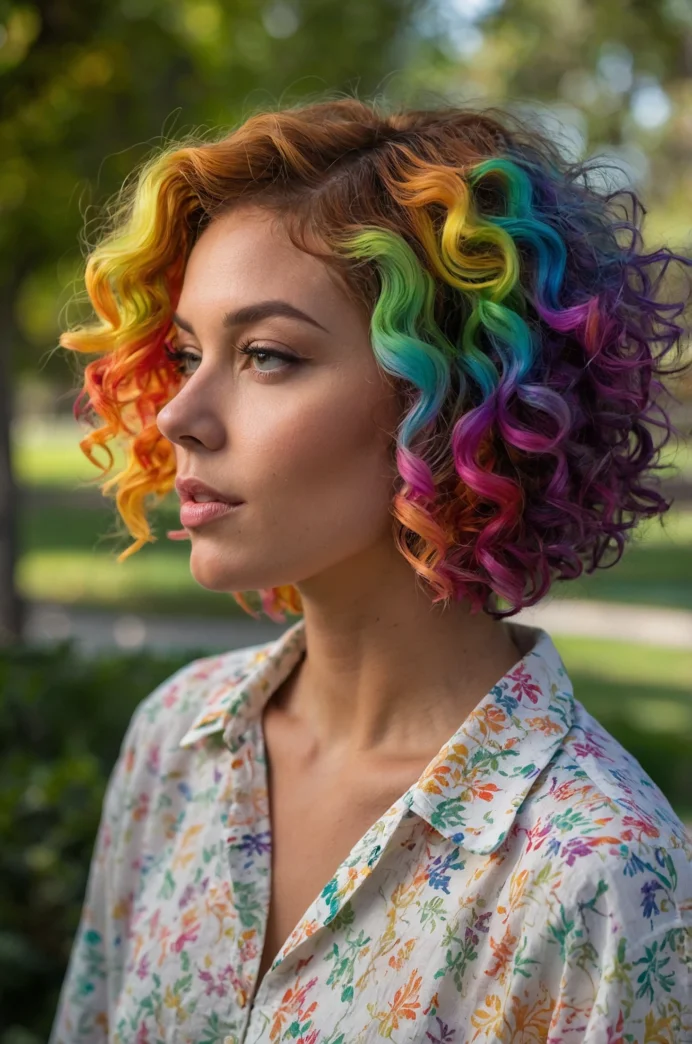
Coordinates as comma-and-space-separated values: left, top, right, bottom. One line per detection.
155, 202, 523, 772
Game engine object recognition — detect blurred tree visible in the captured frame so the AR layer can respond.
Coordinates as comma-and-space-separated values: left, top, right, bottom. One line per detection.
2, 0, 691, 643
411, 0, 692, 250
0, 0, 439, 643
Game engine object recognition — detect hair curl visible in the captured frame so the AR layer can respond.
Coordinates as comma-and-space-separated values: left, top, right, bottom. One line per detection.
61, 94, 692, 623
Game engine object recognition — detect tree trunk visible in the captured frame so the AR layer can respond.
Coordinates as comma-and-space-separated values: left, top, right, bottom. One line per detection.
0, 285, 24, 645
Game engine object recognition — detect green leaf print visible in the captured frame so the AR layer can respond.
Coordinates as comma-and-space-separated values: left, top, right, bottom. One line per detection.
551, 808, 595, 835
234, 881, 264, 930
547, 905, 577, 960
430, 798, 467, 831
325, 928, 371, 994
328, 901, 355, 932
634, 942, 675, 1004
199, 1011, 232, 1044
533, 861, 553, 887
419, 896, 447, 933
469, 747, 519, 772
512, 936, 539, 979
173, 972, 193, 994
158, 869, 175, 900
321, 875, 341, 920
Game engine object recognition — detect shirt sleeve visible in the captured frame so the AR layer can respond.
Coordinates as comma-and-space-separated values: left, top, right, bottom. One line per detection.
48, 704, 144, 1044
546, 858, 692, 1043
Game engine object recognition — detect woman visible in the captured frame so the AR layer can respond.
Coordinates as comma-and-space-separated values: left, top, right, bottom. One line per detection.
50, 96, 691, 1043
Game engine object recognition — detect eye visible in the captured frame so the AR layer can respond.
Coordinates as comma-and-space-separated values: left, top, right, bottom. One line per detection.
162, 338, 299, 380
236, 341, 298, 379
163, 343, 200, 377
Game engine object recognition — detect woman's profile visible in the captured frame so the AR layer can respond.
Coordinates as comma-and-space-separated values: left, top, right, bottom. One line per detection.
50, 94, 692, 1043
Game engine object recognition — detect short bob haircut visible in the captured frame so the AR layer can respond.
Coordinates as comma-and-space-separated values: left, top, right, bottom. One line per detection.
60, 94, 692, 624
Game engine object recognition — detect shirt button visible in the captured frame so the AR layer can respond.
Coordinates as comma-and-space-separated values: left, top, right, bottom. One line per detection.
237, 987, 248, 1008
223, 1036, 237, 1044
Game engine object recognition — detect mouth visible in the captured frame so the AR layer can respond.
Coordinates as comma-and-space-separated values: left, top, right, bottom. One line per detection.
179, 498, 245, 528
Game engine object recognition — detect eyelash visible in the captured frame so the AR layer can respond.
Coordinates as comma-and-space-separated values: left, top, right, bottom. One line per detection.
162, 336, 297, 380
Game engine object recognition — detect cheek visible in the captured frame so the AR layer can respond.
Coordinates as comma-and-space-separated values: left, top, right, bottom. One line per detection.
245, 371, 401, 533
262, 375, 396, 484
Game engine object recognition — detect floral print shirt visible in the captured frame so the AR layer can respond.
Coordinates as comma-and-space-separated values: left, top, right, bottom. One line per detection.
50, 617, 692, 1044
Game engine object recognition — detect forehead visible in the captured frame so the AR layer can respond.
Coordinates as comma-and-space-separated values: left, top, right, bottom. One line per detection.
180, 205, 341, 305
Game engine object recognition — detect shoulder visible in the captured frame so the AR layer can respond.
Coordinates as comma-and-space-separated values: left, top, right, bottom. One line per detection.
559, 699, 689, 848
513, 698, 692, 927
98, 636, 278, 833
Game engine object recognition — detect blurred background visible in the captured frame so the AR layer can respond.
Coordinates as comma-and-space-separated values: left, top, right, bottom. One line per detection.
1, 0, 691, 1038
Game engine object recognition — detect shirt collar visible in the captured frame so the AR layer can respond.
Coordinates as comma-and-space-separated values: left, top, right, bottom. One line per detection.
179, 616, 575, 855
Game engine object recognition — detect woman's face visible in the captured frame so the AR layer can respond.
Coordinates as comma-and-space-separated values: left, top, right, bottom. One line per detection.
155, 204, 405, 597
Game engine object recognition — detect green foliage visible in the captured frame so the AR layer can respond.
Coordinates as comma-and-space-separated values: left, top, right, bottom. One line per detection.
0, 639, 210, 1043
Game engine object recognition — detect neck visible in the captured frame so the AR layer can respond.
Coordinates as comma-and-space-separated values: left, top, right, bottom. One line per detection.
269, 536, 523, 765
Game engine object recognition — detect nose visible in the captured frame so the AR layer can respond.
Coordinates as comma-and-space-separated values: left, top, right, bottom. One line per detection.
156, 381, 227, 452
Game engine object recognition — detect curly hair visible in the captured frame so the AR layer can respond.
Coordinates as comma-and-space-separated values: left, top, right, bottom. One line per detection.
60, 94, 692, 624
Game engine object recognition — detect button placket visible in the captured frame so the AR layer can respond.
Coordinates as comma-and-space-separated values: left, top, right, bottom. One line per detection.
224, 719, 273, 1024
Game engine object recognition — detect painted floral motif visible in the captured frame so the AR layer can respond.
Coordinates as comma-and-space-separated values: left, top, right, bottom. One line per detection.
50, 619, 692, 1043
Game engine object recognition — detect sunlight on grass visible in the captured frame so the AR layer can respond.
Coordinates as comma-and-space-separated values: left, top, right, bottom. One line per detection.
554, 635, 692, 750
18, 549, 203, 603
634, 508, 692, 546
552, 634, 692, 692
657, 437, 692, 481
12, 419, 128, 487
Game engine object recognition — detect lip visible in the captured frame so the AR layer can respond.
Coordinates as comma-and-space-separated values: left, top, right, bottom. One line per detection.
175, 476, 244, 504
179, 499, 244, 528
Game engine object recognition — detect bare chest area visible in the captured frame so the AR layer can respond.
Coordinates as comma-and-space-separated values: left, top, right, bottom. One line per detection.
250, 708, 431, 1000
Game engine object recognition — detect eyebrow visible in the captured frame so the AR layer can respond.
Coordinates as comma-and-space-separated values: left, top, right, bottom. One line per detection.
171, 299, 330, 336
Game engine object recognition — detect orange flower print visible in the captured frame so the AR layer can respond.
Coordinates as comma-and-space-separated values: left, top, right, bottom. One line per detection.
525, 715, 563, 736
388, 939, 415, 970
368, 968, 423, 1038
485, 927, 518, 985
471, 993, 506, 1041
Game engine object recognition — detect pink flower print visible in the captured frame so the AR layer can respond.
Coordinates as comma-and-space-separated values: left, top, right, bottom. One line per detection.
199, 969, 228, 998
135, 954, 150, 981
572, 740, 608, 760
508, 664, 541, 704
132, 791, 149, 822
146, 744, 160, 776
524, 820, 552, 852
178, 884, 195, 909
621, 814, 660, 842
172, 908, 201, 953
239, 930, 259, 963
561, 837, 595, 866
135, 1020, 150, 1044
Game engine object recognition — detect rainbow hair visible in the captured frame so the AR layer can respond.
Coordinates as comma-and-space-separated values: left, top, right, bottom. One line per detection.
61, 96, 692, 623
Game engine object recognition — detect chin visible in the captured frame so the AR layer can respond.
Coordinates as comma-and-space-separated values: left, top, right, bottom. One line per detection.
187, 550, 279, 596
